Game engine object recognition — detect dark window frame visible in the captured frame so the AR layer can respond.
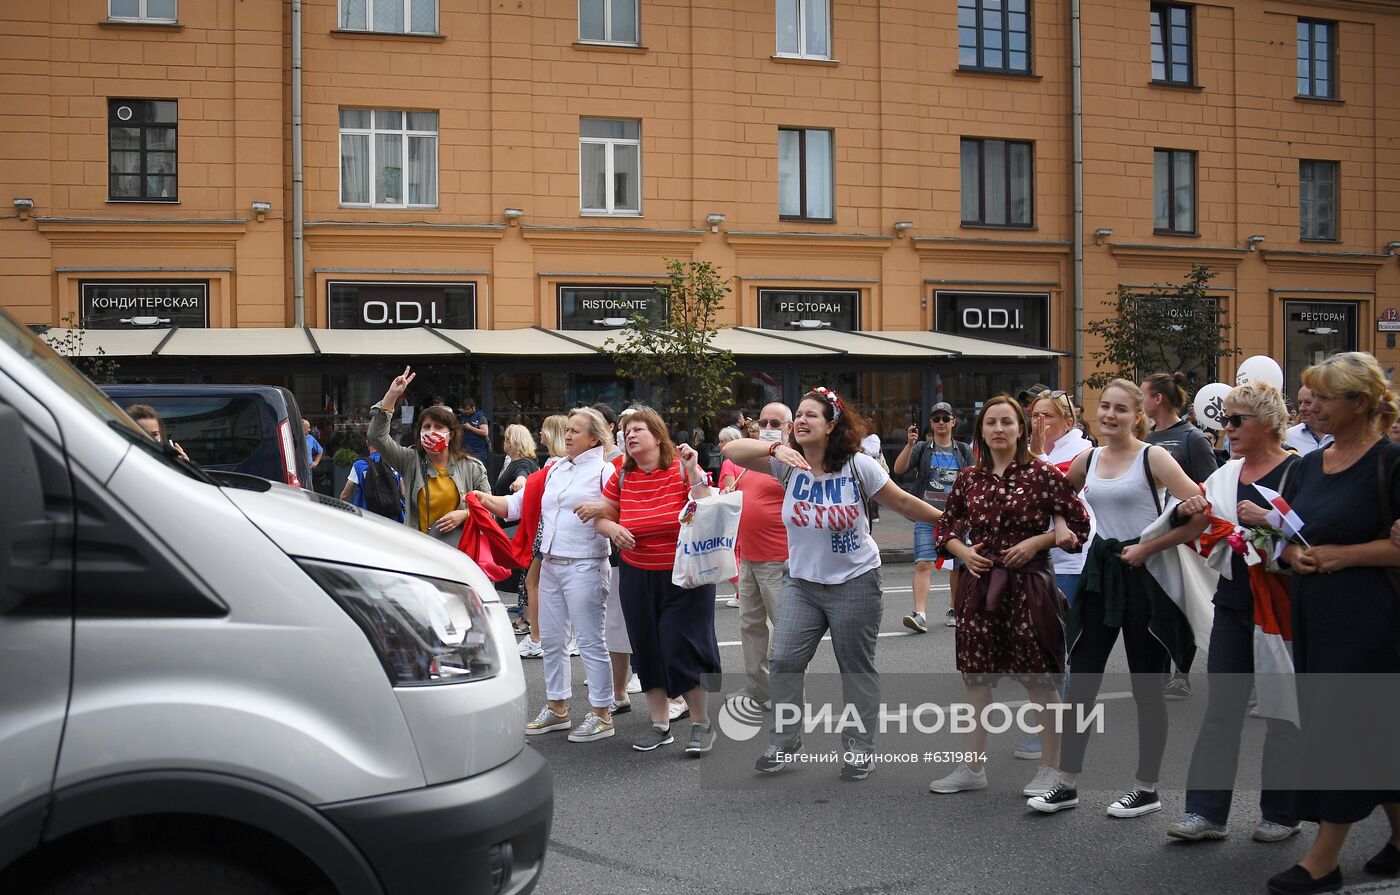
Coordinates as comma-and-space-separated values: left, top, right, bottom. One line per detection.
1149, 2, 1194, 86
778, 127, 835, 223
957, 0, 1033, 75
960, 137, 1035, 229
1297, 18, 1337, 99
1153, 148, 1197, 235
1299, 159, 1339, 242
107, 99, 178, 203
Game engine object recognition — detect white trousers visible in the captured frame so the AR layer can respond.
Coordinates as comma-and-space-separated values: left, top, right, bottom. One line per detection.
538, 555, 612, 708
604, 564, 632, 654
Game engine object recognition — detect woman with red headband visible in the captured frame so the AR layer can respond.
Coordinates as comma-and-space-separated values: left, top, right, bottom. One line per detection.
723, 387, 943, 781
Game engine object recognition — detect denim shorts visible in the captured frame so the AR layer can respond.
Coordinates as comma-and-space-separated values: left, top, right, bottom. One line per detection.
913, 521, 959, 567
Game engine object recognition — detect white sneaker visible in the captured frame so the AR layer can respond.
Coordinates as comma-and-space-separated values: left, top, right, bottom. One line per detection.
625, 673, 642, 694
1022, 765, 1061, 797
566, 636, 580, 657
928, 765, 988, 794
725, 596, 740, 608
668, 698, 689, 721
517, 637, 542, 658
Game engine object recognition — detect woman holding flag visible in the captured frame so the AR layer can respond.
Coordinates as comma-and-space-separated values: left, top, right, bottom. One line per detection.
1264, 352, 1400, 895
1162, 381, 1303, 844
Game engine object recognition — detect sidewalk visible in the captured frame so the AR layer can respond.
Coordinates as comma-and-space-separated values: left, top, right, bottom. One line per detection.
872, 510, 916, 564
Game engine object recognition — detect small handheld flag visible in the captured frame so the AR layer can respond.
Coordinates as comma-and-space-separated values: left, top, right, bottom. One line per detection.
1252, 483, 1310, 548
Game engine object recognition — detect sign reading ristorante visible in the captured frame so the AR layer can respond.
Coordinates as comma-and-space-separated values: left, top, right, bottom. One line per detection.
558, 286, 667, 330
81, 282, 209, 329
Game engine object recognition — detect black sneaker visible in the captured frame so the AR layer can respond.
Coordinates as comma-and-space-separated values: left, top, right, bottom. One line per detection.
1365, 842, 1400, 877
754, 738, 802, 774
840, 746, 873, 782
1266, 864, 1342, 895
632, 725, 674, 752
1027, 780, 1078, 813
1107, 788, 1163, 818
1164, 673, 1191, 701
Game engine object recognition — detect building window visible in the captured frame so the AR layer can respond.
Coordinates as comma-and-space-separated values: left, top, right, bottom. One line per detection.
776, 0, 830, 59
1297, 19, 1336, 99
579, 0, 638, 44
108, 100, 177, 202
1150, 3, 1193, 85
958, 0, 1031, 74
960, 138, 1033, 228
579, 119, 641, 215
109, 0, 177, 22
1153, 148, 1196, 234
339, 109, 439, 208
338, 0, 437, 34
1299, 160, 1338, 241
778, 128, 833, 221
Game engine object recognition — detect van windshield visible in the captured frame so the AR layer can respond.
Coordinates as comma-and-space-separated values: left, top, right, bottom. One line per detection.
0, 309, 147, 438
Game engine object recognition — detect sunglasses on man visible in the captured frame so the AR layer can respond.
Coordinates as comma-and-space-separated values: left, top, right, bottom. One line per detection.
930, 415, 954, 423
756, 419, 786, 428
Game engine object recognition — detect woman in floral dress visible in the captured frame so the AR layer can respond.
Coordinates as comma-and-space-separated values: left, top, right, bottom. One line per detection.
930, 395, 1090, 800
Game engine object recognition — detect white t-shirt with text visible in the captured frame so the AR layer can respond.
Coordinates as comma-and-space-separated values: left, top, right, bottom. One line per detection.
772, 452, 889, 585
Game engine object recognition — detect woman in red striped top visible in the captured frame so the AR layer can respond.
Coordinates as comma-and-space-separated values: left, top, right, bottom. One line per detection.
596, 408, 720, 756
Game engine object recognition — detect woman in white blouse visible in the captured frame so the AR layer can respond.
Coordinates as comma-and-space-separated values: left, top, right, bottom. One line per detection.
475, 407, 617, 744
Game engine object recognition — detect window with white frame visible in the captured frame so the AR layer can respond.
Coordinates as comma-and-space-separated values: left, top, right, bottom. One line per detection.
776, 0, 830, 59
778, 128, 833, 221
109, 0, 177, 22
579, 119, 641, 215
338, 0, 437, 34
339, 109, 439, 208
579, 0, 639, 44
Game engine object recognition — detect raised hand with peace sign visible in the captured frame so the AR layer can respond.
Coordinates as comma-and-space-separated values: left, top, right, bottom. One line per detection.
380, 365, 416, 410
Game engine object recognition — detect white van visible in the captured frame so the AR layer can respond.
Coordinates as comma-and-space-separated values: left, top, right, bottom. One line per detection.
0, 310, 551, 895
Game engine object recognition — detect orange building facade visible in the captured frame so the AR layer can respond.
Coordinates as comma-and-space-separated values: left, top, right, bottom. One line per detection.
3, 0, 1398, 456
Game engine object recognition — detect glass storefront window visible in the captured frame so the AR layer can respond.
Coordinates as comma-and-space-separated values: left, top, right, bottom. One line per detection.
797, 371, 919, 454
1283, 301, 1357, 396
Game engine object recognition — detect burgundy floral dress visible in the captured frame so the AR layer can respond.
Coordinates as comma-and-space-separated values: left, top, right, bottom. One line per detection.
935, 459, 1091, 679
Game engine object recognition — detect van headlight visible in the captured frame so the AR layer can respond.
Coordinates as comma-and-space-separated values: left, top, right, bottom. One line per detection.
298, 560, 500, 686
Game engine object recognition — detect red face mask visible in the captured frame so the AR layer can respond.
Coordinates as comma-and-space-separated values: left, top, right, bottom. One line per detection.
420, 430, 448, 453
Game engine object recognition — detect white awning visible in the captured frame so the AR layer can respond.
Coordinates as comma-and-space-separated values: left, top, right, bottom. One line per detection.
39, 327, 169, 357
157, 327, 317, 357
860, 330, 1065, 359
308, 327, 461, 356
434, 327, 603, 356
738, 327, 956, 358
712, 327, 843, 356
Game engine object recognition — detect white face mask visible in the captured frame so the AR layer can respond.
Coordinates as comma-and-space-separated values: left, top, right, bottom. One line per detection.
757, 428, 784, 443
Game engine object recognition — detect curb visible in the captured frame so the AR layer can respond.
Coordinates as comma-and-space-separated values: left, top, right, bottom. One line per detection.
879, 548, 915, 564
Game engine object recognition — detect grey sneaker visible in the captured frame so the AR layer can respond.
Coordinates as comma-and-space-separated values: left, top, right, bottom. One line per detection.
632, 725, 674, 752
902, 612, 929, 634
1168, 813, 1228, 841
524, 706, 570, 735
1252, 820, 1302, 843
755, 738, 802, 774
567, 712, 615, 743
929, 765, 988, 794
1022, 764, 1061, 797
1014, 733, 1043, 760
685, 723, 716, 757
945, 608, 958, 627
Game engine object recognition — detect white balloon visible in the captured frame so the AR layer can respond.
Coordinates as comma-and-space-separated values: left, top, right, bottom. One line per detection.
1193, 382, 1235, 431
1235, 355, 1284, 391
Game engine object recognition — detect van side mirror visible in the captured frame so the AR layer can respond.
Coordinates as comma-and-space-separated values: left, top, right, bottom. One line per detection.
0, 405, 53, 614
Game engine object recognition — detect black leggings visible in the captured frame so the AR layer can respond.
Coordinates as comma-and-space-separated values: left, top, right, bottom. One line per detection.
1058, 580, 1171, 782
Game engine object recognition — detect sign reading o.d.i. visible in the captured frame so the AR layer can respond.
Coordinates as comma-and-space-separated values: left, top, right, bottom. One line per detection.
558, 286, 668, 330
81, 282, 209, 329
328, 282, 476, 329
758, 289, 859, 332
934, 292, 1049, 348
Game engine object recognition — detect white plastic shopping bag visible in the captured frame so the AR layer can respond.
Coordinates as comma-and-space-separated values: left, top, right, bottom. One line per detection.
672, 491, 743, 589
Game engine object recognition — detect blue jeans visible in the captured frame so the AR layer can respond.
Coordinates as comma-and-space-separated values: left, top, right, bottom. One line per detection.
1055, 573, 1081, 607
914, 522, 958, 567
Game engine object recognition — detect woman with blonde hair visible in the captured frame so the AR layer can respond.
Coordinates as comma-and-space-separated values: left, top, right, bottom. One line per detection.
475, 407, 618, 743
1264, 352, 1400, 895
1030, 379, 1205, 818
494, 424, 540, 612
1164, 381, 1303, 845
539, 414, 569, 462
512, 415, 571, 653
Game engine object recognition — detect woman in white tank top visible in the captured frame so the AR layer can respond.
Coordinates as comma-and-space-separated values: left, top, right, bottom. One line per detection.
1027, 379, 1206, 820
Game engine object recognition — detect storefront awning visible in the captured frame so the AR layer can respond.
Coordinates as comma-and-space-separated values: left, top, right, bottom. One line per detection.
735, 327, 957, 358
436, 327, 610, 356
156, 327, 317, 357
308, 327, 462, 356
859, 330, 1066, 359
39, 327, 170, 357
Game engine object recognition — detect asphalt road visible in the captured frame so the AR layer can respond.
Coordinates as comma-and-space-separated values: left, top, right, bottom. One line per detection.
514, 564, 1400, 895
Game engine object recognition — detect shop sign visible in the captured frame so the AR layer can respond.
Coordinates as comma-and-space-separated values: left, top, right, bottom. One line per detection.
557, 286, 667, 330
758, 289, 859, 331
81, 282, 208, 329
1378, 308, 1400, 333
934, 292, 1048, 347
327, 282, 476, 329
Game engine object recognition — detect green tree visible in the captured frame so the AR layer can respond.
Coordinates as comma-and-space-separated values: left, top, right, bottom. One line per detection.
605, 258, 737, 429
44, 311, 120, 384
1082, 263, 1237, 394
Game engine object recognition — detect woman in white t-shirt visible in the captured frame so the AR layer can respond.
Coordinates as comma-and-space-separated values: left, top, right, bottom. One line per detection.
723, 387, 942, 781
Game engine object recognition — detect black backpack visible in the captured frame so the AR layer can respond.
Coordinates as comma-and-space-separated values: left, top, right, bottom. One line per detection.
360, 455, 403, 519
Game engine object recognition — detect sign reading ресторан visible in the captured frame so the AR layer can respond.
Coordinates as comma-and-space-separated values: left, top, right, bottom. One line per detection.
757, 289, 859, 332
81, 282, 209, 329
558, 285, 668, 330
327, 282, 476, 329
